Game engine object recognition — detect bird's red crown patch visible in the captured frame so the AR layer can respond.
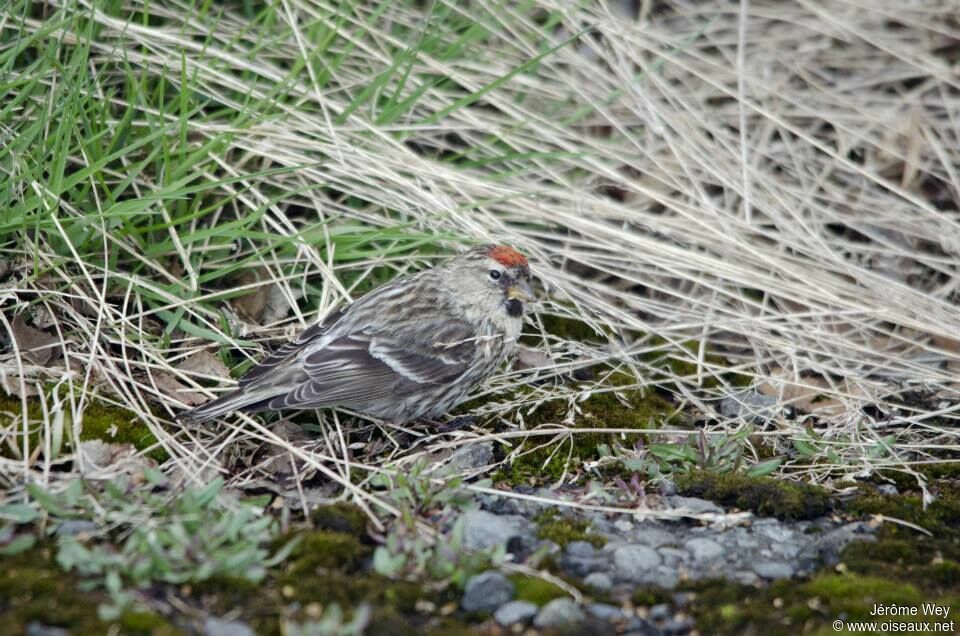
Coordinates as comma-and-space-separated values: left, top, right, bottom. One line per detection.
487, 245, 528, 268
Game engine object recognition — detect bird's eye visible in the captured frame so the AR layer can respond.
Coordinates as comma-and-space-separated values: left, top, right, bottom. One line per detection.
489, 269, 502, 280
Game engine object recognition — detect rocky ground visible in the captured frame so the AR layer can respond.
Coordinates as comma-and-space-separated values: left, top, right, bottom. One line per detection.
456, 484, 875, 633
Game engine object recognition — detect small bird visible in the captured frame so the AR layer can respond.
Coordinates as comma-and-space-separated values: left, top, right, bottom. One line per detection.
179, 244, 534, 425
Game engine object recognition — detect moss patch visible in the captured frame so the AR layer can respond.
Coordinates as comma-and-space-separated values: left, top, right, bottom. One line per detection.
494, 375, 676, 486
196, 526, 469, 635
0, 544, 183, 635
675, 470, 831, 520
510, 575, 567, 605
310, 502, 368, 535
678, 479, 960, 634
535, 509, 606, 548
683, 573, 958, 635
0, 393, 167, 462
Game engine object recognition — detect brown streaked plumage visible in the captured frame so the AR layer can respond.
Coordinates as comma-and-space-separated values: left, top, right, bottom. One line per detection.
178, 244, 534, 424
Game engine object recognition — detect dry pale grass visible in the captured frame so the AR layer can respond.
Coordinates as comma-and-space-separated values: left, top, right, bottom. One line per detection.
3, 0, 960, 517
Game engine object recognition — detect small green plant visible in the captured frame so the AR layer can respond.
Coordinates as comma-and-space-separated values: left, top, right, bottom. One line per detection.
282, 603, 371, 636
24, 472, 297, 618
601, 426, 784, 481
370, 461, 503, 587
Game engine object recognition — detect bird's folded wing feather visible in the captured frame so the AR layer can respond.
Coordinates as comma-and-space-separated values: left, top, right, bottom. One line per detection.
239, 308, 345, 387
275, 320, 479, 410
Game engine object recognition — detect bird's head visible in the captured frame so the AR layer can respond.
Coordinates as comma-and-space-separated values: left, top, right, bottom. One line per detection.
447, 244, 534, 321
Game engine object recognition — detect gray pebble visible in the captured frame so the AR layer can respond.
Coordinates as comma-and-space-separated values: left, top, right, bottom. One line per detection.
876, 484, 899, 496
753, 561, 795, 579
26, 624, 68, 636
462, 510, 531, 551
614, 544, 662, 582
584, 571, 613, 591
652, 565, 680, 589
672, 592, 694, 608
493, 600, 538, 626
649, 603, 671, 621
631, 525, 676, 547
625, 616, 664, 635
586, 602, 623, 621
461, 571, 515, 612
684, 537, 724, 563
566, 540, 597, 558
658, 478, 678, 496
534, 597, 585, 628
204, 618, 254, 636
667, 496, 723, 515
446, 443, 493, 472
662, 615, 695, 634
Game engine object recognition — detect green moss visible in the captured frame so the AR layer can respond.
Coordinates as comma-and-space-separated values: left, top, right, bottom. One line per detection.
675, 470, 831, 520
276, 529, 369, 575
120, 611, 180, 634
534, 510, 605, 548
525, 313, 609, 343
631, 586, 674, 607
639, 337, 752, 389
684, 573, 947, 635
846, 484, 960, 538
0, 544, 183, 635
310, 502, 368, 535
0, 393, 167, 462
839, 484, 960, 598
510, 575, 566, 605
494, 375, 676, 486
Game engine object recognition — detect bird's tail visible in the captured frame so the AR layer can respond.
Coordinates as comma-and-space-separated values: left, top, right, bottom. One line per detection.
177, 388, 266, 425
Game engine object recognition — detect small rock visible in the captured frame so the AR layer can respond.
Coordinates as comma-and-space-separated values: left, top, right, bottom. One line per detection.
651, 565, 680, 589
204, 618, 254, 636
566, 540, 596, 558
658, 547, 689, 567
625, 616, 664, 635
614, 518, 634, 532
584, 572, 613, 591
631, 525, 676, 547
26, 624, 68, 636
658, 478, 678, 496
462, 510, 531, 551
534, 598, 585, 628
649, 603, 671, 621
667, 496, 723, 515
461, 571, 515, 613
613, 544, 662, 582
586, 602, 622, 621
446, 443, 493, 472
662, 615, 695, 634
684, 538, 724, 563
494, 600, 538, 626
876, 484, 899, 496
818, 522, 875, 562
560, 553, 608, 577
672, 592, 694, 608
753, 561, 795, 579
754, 520, 794, 543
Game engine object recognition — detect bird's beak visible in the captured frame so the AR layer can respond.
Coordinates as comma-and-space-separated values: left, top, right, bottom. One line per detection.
507, 279, 535, 302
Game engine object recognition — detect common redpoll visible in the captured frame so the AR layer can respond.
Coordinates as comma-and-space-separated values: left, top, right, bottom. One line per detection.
179, 244, 534, 424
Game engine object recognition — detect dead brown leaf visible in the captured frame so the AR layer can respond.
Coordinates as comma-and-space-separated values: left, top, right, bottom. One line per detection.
11, 314, 61, 365
153, 371, 208, 407
77, 439, 157, 483
177, 350, 231, 379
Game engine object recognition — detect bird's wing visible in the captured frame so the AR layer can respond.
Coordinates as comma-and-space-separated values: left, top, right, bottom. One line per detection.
271, 319, 480, 410
239, 308, 345, 387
